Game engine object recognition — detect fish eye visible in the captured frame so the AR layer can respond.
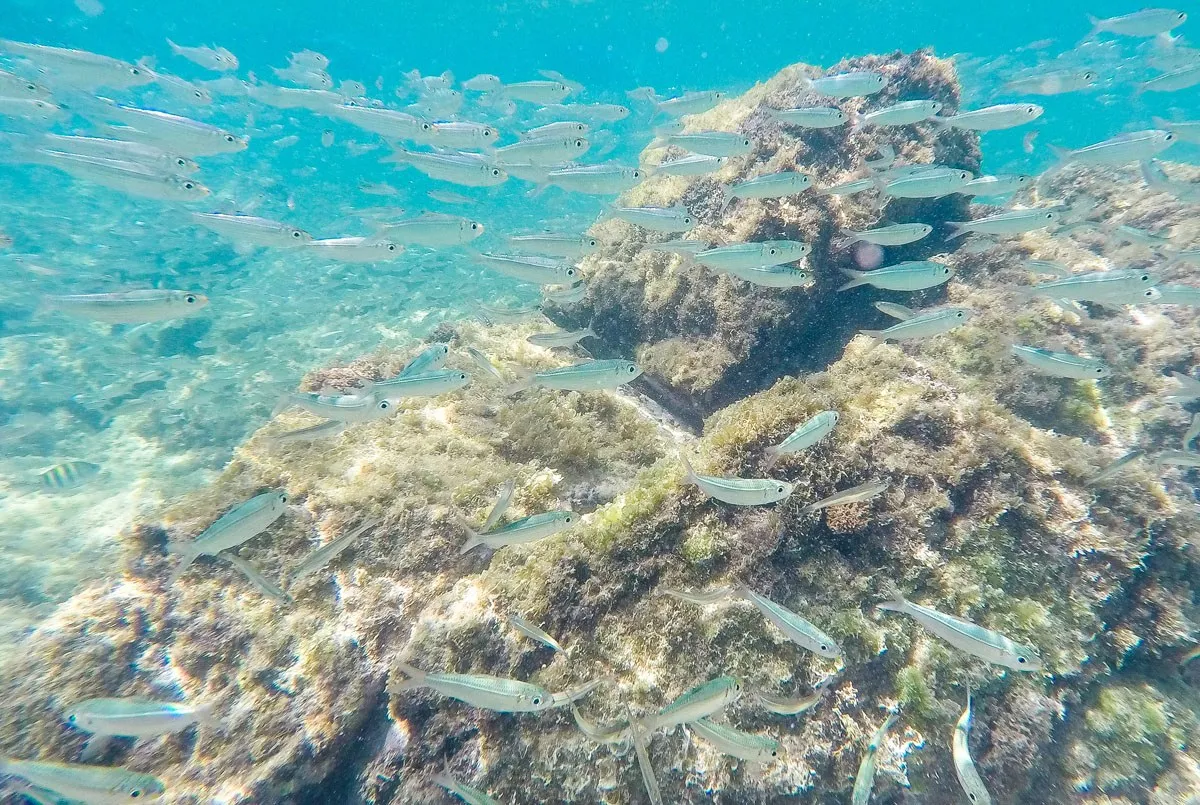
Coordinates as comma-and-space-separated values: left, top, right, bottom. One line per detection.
683, 217, 692, 225
491, 169, 501, 176
587, 238, 597, 247
471, 222, 479, 230
1095, 368, 1105, 375
633, 170, 642, 178
378, 400, 390, 410
733, 682, 742, 691
25, 82, 36, 91
742, 138, 751, 146
279, 493, 288, 503
185, 294, 197, 303
67, 714, 77, 722
969, 795, 977, 802
627, 365, 637, 373
1140, 273, 1151, 281
1084, 71, 1095, 80
565, 267, 577, 277
531, 695, 544, 706
129, 791, 141, 799
224, 134, 236, 143
565, 514, 573, 523
960, 172, 970, 179
183, 181, 196, 190
422, 122, 432, 131
458, 373, 467, 380
820, 643, 829, 651
1045, 212, 1054, 219
955, 311, 964, 318
130, 67, 142, 76
777, 485, 786, 493
574, 139, 584, 147
1017, 656, 1027, 664
292, 230, 303, 239
1164, 133, 1175, 141
769, 248, 778, 255
176, 158, 187, 167
387, 244, 397, 251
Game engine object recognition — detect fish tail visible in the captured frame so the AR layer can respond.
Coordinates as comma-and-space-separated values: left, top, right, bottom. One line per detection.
165, 543, 199, 585
857, 329, 885, 345
166, 38, 182, 55
380, 148, 411, 165
928, 116, 949, 130
581, 327, 597, 340
502, 368, 534, 396
875, 588, 908, 613
831, 233, 858, 250
836, 267, 866, 292
762, 446, 781, 472
194, 701, 219, 728
1084, 14, 1103, 39
718, 188, 734, 216
79, 735, 115, 763
388, 662, 427, 692
679, 452, 698, 483
270, 394, 295, 417
454, 513, 484, 555
945, 221, 969, 241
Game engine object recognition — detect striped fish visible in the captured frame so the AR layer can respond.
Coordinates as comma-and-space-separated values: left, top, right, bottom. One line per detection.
39, 460, 101, 492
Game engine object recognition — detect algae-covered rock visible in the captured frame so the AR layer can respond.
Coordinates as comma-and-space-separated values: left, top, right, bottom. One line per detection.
550, 51, 980, 426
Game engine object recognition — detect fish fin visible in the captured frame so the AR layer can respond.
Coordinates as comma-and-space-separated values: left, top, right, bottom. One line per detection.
388, 662, 427, 692
679, 452, 698, 483
831, 233, 858, 250
194, 701, 219, 728
166, 38, 183, 55
454, 512, 484, 555
762, 446, 781, 472
945, 221, 970, 241
79, 734, 116, 763
718, 187, 735, 216
836, 267, 866, 292
875, 589, 908, 613
1084, 14, 1103, 40
502, 368, 534, 396
928, 116, 949, 130
857, 330, 885, 345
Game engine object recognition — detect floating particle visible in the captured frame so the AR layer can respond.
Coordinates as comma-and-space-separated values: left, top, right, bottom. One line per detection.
655, 37, 669, 53
321, 129, 335, 147
74, 0, 104, 16
853, 242, 884, 269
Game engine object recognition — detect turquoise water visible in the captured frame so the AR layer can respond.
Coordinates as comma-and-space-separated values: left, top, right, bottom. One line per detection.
0, 0, 1197, 802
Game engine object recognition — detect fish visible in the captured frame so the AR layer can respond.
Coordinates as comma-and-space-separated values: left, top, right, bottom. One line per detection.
389, 662, 554, 712
877, 595, 1042, 670
507, 234, 599, 258
462, 73, 503, 91
657, 153, 728, 176
368, 369, 471, 398
0, 41, 153, 90
835, 223, 932, 249
502, 80, 572, 104
471, 252, 578, 284
167, 491, 289, 583
289, 49, 329, 70
860, 307, 974, 341
527, 328, 596, 348
1022, 260, 1071, 278
166, 39, 237, 71
1153, 285, 1200, 306
802, 480, 888, 512
1000, 69, 1096, 95
694, 240, 810, 271
725, 265, 813, 288
681, 454, 793, 505
40, 134, 200, 175
508, 614, 565, 653
662, 587, 735, 605
547, 678, 602, 708
483, 479, 516, 531
1152, 118, 1200, 144
279, 391, 396, 423
0, 67, 52, 98
308, 237, 404, 263
420, 121, 499, 149
1137, 64, 1200, 94
0, 758, 165, 804
855, 99, 943, 128
838, 260, 953, 292
385, 149, 508, 186
721, 170, 811, 212
542, 164, 642, 194
735, 587, 842, 657
459, 510, 575, 554
933, 103, 1043, 131
507, 359, 642, 393
822, 176, 881, 196
399, 344, 451, 377
874, 301, 916, 320
611, 205, 694, 233
953, 692, 993, 805
754, 676, 835, 716
221, 553, 294, 604
66, 697, 213, 739
629, 714, 664, 805
427, 189, 473, 204
662, 131, 752, 157
337, 105, 422, 139
1087, 8, 1187, 37
806, 71, 888, 97
495, 135, 590, 165
91, 103, 248, 156
1016, 269, 1159, 304
851, 714, 898, 805
42, 290, 208, 324
466, 347, 506, 383
1083, 449, 1143, 486
881, 169, 975, 198
649, 238, 709, 255
1049, 130, 1176, 167
143, 67, 213, 104
769, 106, 849, 127
38, 460, 101, 492
688, 718, 781, 762
0, 97, 64, 122
431, 771, 500, 805
948, 209, 1059, 238
192, 213, 312, 248
291, 517, 381, 583
653, 90, 725, 116
546, 102, 629, 121
571, 706, 630, 745
521, 120, 589, 139
960, 174, 1033, 196
1113, 225, 1171, 248
1155, 450, 1200, 468
765, 410, 839, 467
646, 676, 742, 731
378, 214, 485, 246
1184, 413, 1200, 450
1010, 345, 1110, 379
34, 151, 211, 201
1163, 372, 1200, 403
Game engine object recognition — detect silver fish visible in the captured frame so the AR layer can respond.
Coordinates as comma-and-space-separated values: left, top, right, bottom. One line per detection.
399, 344, 450, 377
803, 480, 888, 512
1184, 413, 1200, 450
861, 307, 974, 341
0, 67, 51, 98
43, 290, 208, 324
291, 517, 381, 583
662, 587, 734, 605
647, 676, 742, 731
688, 718, 781, 762
507, 234, 600, 258
934, 103, 1043, 131
1164, 373, 1200, 403
663, 131, 752, 157
571, 706, 630, 745
1087, 8, 1187, 37
694, 240, 810, 271
466, 347, 506, 383
93, 104, 247, 155
167, 39, 237, 71
503, 80, 572, 104
167, 491, 289, 583
877, 596, 1042, 670
508, 614, 565, 653
1138, 64, 1200, 94
960, 174, 1033, 196
873, 301, 916, 320
192, 213, 312, 248
41, 134, 200, 174
722, 170, 811, 213
66, 698, 213, 739
1017, 269, 1159, 303
527, 328, 596, 348
522, 120, 589, 139
431, 772, 499, 805
857, 99, 943, 127
495, 135, 589, 165
1083, 449, 1143, 486
369, 369, 470, 398
281, 391, 396, 423
725, 265, 813, 288
657, 153, 728, 176
736, 587, 841, 657
612, 205, 694, 232
390, 662, 554, 712
839, 260, 953, 292
1010, 345, 1110, 379
948, 209, 1059, 238
765, 410, 838, 467
807, 71, 888, 97
483, 479, 516, 531
851, 714, 898, 805
653, 90, 724, 116
459, 510, 575, 554
823, 176, 884, 196
1156, 450, 1200, 468
0, 40, 153, 90
629, 714, 664, 805
221, 553, 294, 604
0, 758, 165, 804
308, 237, 404, 263
543, 164, 642, 195
1001, 69, 1096, 96
770, 106, 848, 127
882, 169, 975, 198
836, 223, 932, 249
471, 252, 578, 284
379, 214, 484, 246
754, 676, 835, 716
1050, 130, 1175, 166
681, 454, 793, 505
385, 149, 507, 186
510, 359, 641, 393
953, 692, 993, 805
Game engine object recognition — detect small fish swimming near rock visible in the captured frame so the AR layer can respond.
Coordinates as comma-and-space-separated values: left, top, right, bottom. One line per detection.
802, 480, 888, 513
1050, 130, 1175, 167
432, 770, 500, 805
646, 676, 743, 731
681, 454, 793, 505
721, 170, 811, 213
652, 89, 725, 117
527, 328, 596, 348
291, 517, 381, 584
1164, 372, 1200, 403
611, 205, 694, 233
734, 586, 842, 657
542, 164, 642, 195
1010, 345, 1110, 379
507, 233, 599, 258
508, 614, 565, 653
725, 266, 812, 288
839, 260, 953, 291
471, 252, 578, 284
221, 553, 293, 604
466, 347, 506, 383
367, 369, 470, 398
0, 758, 165, 803
874, 301, 916, 320
765, 410, 838, 469
459, 510, 575, 554
933, 103, 1043, 131
66, 697, 214, 740
167, 39, 237, 71
694, 240, 810, 271
398, 344, 451, 377
506, 359, 642, 393
805, 70, 888, 97
1086, 8, 1187, 38
657, 153, 728, 176
953, 691, 993, 805
1155, 450, 1200, 468
854, 99, 943, 129
167, 491, 289, 584
42, 290, 209, 324
960, 174, 1033, 197
835, 223, 932, 249
1000, 69, 1096, 96
662, 131, 753, 157
754, 675, 835, 716
948, 209, 1059, 238
1083, 449, 1143, 486
38, 460, 101, 492
389, 662, 555, 712
279, 391, 396, 423
861, 307, 974, 341
852, 714, 899, 805
688, 718, 781, 762
1015, 269, 1159, 304
769, 106, 849, 128
877, 595, 1042, 670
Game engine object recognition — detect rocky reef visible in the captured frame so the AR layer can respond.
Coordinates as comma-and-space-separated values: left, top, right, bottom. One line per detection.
0, 53, 1198, 805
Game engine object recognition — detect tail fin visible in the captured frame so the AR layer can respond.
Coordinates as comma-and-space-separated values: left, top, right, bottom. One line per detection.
166, 38, 183, 56
78, 735, 115, 764
679, 452, 698, 484
928, 116, 950, 130
875, 593, 908, 614
718, 187, 735, 216
580, 328, 597, 340
193, 701, 219, 728
502, 368, 534, 396
165, 542, 200, 585
388, 662, 428, 693
831, 232, 859, 250
1084, 14, 1104, 40
380, 148, 412, 165
837, 267, 867, 292
454, 513, 484, 555
762, 446, 782, 472
945, 221, 970, 241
